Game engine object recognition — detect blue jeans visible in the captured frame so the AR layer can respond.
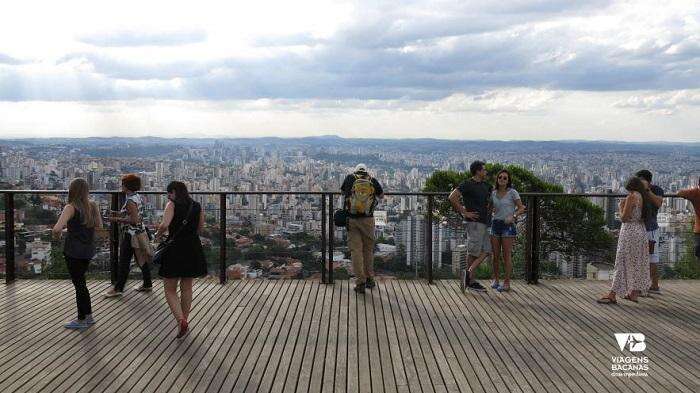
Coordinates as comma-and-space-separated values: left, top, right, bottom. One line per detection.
491, 220, 517, 238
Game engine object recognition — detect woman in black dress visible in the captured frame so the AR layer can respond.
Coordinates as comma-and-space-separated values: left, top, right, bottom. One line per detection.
154, 181, 207, 338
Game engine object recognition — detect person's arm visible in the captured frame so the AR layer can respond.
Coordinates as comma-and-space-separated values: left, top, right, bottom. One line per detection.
647, 186, 663, 209
449, 188, 478, 220
52, 205, 75, 238
92, 202, 103, 230
511, 198, 526, 223
677, 188, 690, 199
374, 179, 384, 199
198, 205, 205, 233
620, 192, 638, 222
155, 201, 175, 239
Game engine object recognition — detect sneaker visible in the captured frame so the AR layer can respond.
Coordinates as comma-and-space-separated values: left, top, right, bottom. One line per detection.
490, 280, 499, 289
104, 289, 123, 298
467, 281, 487, 292
496, 284, 510, 293
64, 319, 89, 330
135, 285, 153, 292
84, 315, 96, 325
354, 283, 366, 294
365, 277, 376, 289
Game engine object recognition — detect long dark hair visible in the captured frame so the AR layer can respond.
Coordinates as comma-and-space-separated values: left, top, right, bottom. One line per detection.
495, 169, 513, 190
166, 181, 191, 205
624, 176, 650, 222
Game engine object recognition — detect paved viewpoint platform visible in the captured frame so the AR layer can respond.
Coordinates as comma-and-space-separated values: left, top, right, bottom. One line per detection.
0, 279, 697, 393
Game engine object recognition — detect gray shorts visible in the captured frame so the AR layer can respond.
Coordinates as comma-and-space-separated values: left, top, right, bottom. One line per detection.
466, 222, 492, 257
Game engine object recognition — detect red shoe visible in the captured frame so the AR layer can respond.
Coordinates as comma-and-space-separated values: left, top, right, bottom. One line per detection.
176, 319, 189, 339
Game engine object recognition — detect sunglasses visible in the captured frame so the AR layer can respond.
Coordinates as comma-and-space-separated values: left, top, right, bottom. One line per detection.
498, 176, 509, 180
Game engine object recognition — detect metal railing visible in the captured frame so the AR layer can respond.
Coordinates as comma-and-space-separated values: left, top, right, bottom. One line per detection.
1, 190, 690, 286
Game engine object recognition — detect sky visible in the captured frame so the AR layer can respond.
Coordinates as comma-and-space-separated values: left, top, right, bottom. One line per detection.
0, 0, 699, 142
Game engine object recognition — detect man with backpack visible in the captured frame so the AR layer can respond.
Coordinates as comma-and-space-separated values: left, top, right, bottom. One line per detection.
341, 164, 384, 293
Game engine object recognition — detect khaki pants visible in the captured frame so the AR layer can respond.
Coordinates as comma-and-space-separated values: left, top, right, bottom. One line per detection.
348, 217, 375, 283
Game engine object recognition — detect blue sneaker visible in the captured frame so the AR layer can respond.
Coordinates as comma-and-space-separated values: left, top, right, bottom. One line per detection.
490, 280, 499, 289
64, 320, 89, 330
496, 284, 510, 293
85, 315, 96, 325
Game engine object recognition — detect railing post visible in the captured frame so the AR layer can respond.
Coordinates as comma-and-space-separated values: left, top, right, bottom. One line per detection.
110, 192, 119, 285
219, 193, 227, 285
321, 194, 327, 284
328, 194, 334, 284
525, 195, 540, 284
4, 193, 15, 284
426, 195, 434, 284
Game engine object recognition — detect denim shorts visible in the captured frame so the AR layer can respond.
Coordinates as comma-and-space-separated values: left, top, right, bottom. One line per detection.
490, 219, 517, 238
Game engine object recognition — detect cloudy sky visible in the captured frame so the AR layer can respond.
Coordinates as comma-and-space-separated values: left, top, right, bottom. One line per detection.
1, 0, 699, 141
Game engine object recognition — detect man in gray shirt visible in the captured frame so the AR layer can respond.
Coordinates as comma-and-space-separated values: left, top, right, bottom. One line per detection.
449, 161, 492, 292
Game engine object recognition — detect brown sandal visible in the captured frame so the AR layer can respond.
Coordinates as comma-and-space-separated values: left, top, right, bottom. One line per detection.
597, 296, 617, 304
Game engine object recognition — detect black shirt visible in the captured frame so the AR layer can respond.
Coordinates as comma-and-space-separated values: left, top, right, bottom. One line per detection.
340, 173, 384, 217
644, 185, 664, 231
457, 178, 492, 225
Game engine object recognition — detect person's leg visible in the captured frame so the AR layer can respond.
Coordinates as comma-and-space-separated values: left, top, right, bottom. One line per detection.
140, 260, 152, 289
648, 230, 660, 290
114, 234, 134, 292
467, 223, 491, 280
163, 278, 183, 322
490, 236, 501, 285
66, 256, 89, 320
180, 278, 194, 322
502, 237, 515, 288
360, 218, 375, 281
348, 219, 366, 286
695, 233, 700, 259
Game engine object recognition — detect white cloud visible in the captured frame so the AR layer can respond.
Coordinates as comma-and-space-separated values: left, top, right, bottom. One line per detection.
0, 0, 698, 140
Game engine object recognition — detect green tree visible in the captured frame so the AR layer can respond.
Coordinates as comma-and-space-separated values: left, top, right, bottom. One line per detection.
44, 242, 69, 278
674, 225, 700, 279
424, 164, 615, 270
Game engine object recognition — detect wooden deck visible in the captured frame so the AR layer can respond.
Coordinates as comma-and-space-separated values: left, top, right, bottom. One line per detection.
0, 279, 697, 393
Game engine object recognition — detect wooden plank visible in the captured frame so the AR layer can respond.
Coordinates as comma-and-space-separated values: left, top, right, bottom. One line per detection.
546, 280, 698, 392
376, 281, 409, 393
187, 281, 275, 393
38, 281, 180, 393
356, 286, 373, 393
332, 281, 349, 393
0, 281, 139, 391
281, 282, 322, 393
409, 281, 475, 393
512, 281, 656, 393
118, 281, 226, 393
388, 280, 436, 393
468, 281, 580, 393
152, 280, 251, 393
365, 283, 387, 393
170, 280, 261, 393
266, 281, 315, 393
209, 280, 292, 393
242, 280, 307, 393
398, 280, 459, 392
430, 281, 509, 393
307, 279, 334, 393
322, 281, 340, 392
293, 283, 327, 393
371, 281, 398, 393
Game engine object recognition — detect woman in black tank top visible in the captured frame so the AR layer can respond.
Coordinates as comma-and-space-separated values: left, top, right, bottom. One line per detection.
52, 178, 103, 330
154, 181, 207, 338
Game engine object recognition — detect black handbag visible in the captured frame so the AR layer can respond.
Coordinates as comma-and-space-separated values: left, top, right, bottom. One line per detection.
333, 209, 348, 227
152, 202, 194, 265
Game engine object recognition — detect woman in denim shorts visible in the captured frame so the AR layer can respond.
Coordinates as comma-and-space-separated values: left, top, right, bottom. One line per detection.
490, 169, 525, 292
